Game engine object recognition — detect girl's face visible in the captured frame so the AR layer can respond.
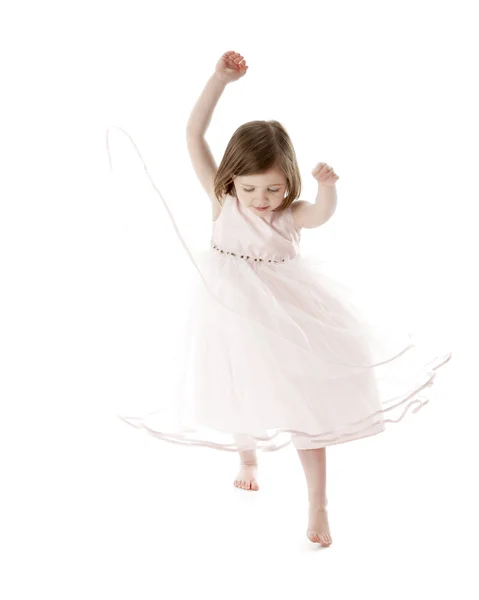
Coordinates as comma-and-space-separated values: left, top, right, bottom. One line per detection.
233, 167, 287, 216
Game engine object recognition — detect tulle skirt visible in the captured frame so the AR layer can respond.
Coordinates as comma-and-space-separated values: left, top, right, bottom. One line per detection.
105, 125, 451, 453
118, 247, 452, 453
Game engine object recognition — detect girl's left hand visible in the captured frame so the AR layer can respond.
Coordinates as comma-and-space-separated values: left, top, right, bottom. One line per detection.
311, 162, 339, 186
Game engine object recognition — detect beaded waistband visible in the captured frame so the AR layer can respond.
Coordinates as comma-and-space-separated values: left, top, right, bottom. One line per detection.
211, 243, 286, 263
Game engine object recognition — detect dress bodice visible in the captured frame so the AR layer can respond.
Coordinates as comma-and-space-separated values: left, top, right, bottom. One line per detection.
211, 194, 301, 264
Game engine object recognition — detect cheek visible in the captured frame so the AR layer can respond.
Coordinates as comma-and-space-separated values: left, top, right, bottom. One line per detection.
273, 197, 284, 209
237, 196, 250, 209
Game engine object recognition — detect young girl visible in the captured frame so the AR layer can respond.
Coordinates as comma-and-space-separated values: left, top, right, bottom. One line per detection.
108, 50, 452, 548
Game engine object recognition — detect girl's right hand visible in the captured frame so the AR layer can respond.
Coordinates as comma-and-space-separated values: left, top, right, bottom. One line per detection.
215, 51, 248, 84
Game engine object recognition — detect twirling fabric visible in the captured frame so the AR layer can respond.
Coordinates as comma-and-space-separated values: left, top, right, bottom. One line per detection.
105, 126, 452, 452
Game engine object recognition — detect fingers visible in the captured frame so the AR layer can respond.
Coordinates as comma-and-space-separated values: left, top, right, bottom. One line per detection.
312, 162, 339, 180
225, 51, 244, 62
312, 162, 331, 172
223, 50, 247, 70
312, 162, 336, 174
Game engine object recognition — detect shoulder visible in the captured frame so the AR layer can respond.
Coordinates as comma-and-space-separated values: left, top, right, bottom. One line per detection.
291, 200, 310, 215
290, 200, 310, 231
291, 200, 329, 230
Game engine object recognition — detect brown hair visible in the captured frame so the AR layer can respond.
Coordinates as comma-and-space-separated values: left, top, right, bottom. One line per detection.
213, 120, 302, 212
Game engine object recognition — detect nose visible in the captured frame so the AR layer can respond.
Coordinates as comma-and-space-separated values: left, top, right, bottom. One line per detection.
257, 192, 269, 205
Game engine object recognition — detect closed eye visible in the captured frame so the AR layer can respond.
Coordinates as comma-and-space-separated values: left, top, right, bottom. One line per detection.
243, 188, 280, 193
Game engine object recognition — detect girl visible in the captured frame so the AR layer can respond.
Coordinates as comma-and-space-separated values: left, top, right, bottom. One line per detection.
109, 50, 452, 548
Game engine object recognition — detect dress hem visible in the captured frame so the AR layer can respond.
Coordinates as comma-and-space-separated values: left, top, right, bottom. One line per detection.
117, 350, 451, 453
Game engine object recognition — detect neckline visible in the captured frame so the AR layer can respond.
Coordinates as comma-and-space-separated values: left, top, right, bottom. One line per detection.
234, 195, 279, 225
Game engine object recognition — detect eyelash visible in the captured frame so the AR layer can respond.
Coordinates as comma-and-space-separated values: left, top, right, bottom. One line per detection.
243, 189, 279, 193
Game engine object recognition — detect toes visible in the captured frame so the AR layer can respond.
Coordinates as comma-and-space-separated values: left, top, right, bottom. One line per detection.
235, 478, 259, 491
319, 534, 332, 546
307, 530, 319, 543
307, 530, 332, 545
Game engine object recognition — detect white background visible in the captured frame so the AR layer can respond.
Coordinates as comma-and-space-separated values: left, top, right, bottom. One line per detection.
0, 0, 476, 598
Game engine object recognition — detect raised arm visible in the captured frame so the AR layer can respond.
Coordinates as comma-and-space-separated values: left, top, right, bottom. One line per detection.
186, 52, 248, 219
186, 73, 228, 138
292, 163, 339, 229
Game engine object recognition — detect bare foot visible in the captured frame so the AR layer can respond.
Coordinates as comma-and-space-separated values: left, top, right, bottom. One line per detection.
233, 462, 259, 491
307, 505, 332, 546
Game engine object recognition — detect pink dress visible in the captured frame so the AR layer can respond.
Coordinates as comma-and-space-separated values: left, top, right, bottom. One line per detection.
117, 191, 452, 453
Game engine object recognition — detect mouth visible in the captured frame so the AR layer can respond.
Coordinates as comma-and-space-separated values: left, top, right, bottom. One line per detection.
254, 206, 269, 211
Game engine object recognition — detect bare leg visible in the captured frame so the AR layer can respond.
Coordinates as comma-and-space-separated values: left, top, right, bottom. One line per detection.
296, 447, 332, 546
233, 438, 259, 491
